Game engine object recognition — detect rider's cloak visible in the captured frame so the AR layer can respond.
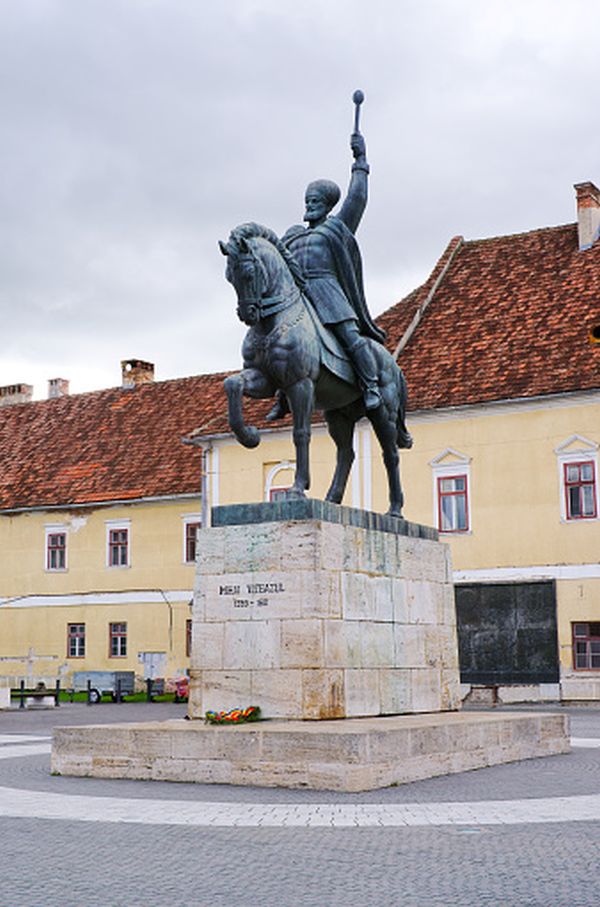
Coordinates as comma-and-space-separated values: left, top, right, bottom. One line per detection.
283, 217, 386, 345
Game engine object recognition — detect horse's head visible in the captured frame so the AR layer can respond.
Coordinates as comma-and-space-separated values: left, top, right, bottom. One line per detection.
219, 231, 269, 327
219, 223, 304, 327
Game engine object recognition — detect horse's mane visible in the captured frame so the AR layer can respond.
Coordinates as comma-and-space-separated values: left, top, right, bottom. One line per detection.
229, 222, 307, 293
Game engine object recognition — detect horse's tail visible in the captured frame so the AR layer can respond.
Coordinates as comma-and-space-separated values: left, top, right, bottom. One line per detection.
396, 368, 413, 449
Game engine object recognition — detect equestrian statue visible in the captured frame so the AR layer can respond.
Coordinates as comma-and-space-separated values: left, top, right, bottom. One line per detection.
219, 91, 412, 517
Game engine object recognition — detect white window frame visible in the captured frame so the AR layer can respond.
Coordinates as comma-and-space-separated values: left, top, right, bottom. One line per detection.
105, 519, 131, 568
555, 435, 599, 523
67, 622, 85, 658
109, 621, 128, 657
264, 460, 295, 501
430, 449, 472, 535
45, 524, 68, 572
182, 513, 202, 564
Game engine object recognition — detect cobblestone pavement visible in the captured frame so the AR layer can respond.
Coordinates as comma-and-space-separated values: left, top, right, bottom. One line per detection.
0, 702, 599, 906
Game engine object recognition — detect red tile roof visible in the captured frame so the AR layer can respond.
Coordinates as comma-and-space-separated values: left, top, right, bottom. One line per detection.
0, 373, 238, 512
2, 219, 599, 512
386, 223, 600, 411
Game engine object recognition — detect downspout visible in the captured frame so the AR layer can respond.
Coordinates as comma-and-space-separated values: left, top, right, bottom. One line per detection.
201, 442, 212, 528
181, 434, 212, 528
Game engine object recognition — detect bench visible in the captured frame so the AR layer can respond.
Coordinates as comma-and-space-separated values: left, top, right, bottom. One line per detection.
12, 682, 60, 709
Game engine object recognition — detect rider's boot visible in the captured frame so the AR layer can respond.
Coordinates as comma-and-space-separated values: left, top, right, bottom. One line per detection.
348, 338, 382, 410
265, 390, 290, 422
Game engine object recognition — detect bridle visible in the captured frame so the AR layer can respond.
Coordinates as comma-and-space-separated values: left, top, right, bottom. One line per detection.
233, 246, 301, 323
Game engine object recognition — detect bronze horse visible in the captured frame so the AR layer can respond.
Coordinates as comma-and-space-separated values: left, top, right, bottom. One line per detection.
219, 223, 412, 517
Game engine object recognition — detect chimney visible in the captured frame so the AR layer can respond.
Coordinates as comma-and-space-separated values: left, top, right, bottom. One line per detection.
0, 383, 33, 407
574, 181, 600, 250
48, 377, 69, 399
121, 359, 155, 389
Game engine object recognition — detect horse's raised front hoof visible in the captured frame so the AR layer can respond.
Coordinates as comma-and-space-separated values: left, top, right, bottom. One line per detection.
237, 426, 260, 448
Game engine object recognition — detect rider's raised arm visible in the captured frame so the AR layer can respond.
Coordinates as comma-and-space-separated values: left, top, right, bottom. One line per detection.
338, 132, 369, 235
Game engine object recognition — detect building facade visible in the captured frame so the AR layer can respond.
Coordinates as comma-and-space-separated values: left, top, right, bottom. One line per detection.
2, 183, 600, 701
193, 181, 600, 702
0, 361, 218, 687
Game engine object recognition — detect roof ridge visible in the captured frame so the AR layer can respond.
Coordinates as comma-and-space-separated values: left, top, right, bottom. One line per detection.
464, 221, 576, 246
0, 369, 233, 414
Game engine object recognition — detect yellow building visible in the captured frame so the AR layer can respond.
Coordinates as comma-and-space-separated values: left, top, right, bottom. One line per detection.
2, 182, 600, 702
0, 361, 218, 688
193, 181, 600, 702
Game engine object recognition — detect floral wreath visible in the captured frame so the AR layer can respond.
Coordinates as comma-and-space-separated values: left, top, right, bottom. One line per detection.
205, 705, 261, 725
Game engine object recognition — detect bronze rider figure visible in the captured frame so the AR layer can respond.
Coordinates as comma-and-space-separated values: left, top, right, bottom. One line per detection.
266, 123, 385, 422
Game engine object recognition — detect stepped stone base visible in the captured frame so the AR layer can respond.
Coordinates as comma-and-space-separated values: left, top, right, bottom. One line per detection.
51, 711, 569, 792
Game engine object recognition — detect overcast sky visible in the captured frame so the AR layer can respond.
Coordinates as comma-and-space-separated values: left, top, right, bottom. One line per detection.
2, 0, 600, 396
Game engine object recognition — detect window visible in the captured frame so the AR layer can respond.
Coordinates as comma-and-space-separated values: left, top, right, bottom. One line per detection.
182, 513, 202, 564
185, 522, 200, 563
573, 622, 600, 670
182, 516, 202, 564
109, 529, 128, 566
109, 622, 127, 657
437, 475, 469, 532
269, 486, 291, 502
555, 436, 599, 523
430, 448, 472, 534
264, 460, 294, 501
564, 462, 597, 520
186, 618, 192, 658
67, 623, 85, 657
106, 520, 130, 567
47, 532, 67, 570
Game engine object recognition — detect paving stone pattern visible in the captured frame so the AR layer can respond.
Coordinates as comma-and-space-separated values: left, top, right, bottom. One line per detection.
0, 703, 599, 906
1, 817, 599, 906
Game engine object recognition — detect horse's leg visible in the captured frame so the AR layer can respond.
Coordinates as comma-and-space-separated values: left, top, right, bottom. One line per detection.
368, 402, 404, 517
224, 369, 273, 449
324, 407, 356, 504
285, 377, 314, 495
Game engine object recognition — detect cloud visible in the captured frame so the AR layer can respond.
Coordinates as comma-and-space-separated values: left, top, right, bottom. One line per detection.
1, 0, 599, 394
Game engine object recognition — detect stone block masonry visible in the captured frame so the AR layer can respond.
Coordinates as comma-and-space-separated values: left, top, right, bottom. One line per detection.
51, 502, 570, 792
51, 711, 570, 791
189, 500, 461, 720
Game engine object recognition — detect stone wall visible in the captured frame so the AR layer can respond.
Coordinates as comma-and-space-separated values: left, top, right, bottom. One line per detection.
189, 503, 461, 720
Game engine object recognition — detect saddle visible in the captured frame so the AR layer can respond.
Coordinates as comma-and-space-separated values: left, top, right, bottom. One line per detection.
301, 297, 356, 387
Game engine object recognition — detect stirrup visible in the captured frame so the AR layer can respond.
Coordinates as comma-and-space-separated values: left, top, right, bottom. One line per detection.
265, 395, 289, 422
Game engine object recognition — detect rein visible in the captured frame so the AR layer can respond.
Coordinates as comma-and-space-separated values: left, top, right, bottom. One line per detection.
236, 246, 302, 320
258, 291, 301, 317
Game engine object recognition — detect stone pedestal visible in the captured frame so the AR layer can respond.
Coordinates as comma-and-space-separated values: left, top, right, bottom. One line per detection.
189, 500, 461, 720
51, 501, 571, 790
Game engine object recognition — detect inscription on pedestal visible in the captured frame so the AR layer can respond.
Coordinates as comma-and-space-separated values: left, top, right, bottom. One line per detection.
218, 578, 286, 611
